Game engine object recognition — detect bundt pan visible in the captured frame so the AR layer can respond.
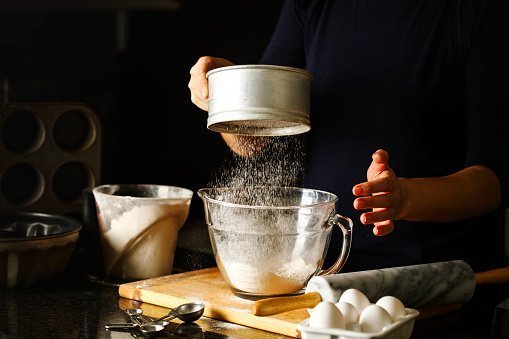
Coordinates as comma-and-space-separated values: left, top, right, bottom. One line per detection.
0, 212, 82, 288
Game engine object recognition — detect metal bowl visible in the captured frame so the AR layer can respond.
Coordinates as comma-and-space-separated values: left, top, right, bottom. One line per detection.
206, 65, 312, 136
0, 212, 82, 288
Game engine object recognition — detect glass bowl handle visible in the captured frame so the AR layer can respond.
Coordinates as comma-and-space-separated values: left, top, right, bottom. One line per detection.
318, 214, 353, 276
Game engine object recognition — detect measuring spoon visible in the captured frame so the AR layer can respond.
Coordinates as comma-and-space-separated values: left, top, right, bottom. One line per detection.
105, 322, 165, 333
147, 302, 205, 324
125, 308, 148, 325
105, 308, 167, 334
106, 303, 203, 333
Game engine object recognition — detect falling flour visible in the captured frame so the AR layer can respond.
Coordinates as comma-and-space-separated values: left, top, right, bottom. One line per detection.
207, 135, 326, 295
210, 135, 306, 203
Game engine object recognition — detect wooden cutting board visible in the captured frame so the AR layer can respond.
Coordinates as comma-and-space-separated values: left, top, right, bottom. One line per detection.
118, 267, 309, 337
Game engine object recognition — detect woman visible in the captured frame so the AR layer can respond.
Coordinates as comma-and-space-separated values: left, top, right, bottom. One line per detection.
188, 0, 508, 275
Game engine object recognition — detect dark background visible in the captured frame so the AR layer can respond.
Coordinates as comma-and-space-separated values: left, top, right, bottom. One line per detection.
0, 0, 285, 222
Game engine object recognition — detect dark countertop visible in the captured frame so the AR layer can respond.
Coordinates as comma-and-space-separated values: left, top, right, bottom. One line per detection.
1, 218, 509, 338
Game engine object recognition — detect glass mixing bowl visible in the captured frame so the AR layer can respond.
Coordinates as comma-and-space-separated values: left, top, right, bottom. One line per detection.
198, 187, 352, 297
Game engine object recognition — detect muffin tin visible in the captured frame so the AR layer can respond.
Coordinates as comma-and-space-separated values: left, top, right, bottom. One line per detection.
0, 102, 101, 215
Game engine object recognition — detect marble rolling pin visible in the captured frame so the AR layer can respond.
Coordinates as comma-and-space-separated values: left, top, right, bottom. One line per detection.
251, 260, 509, 316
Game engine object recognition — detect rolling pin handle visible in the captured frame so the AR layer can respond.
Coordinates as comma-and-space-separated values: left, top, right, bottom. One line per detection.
251, 291, 322, 316
474, 267, 509, 285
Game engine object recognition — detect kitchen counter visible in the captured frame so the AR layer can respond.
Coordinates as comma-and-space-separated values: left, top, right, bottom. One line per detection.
1, 219, 508, 338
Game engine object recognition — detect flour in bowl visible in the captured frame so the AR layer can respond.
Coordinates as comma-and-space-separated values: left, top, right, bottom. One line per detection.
99, 201, 190, 280
217, 256, 316, 295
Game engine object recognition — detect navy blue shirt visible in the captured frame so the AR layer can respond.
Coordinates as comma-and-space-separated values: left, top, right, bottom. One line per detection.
260, 0, 508, 272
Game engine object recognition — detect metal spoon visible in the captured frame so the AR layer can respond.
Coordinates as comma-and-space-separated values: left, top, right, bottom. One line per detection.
105, 308, 167, 334
105, 322, 165, 333
125, 308, 170, 325
147, 302, 205, 324
105, 303, 204, 333
125, 308, 148, 325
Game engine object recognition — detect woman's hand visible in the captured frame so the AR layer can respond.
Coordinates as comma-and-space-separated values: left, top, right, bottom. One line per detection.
353, 150, 501, 235
188, 56, 268, 157
352, 149, 404, 236
188, 56, 235, 111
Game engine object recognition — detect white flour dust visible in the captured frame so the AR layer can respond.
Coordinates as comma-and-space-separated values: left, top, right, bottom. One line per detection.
207, 135, 327, 295
210, 135, 306, 204
218, 257, 318, 295
99, 202, 190, 280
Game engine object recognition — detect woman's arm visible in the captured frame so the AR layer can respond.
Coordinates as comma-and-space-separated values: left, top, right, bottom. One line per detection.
221, 134, 269, 157
353, 149, 501, 236
397, 165, 500, 222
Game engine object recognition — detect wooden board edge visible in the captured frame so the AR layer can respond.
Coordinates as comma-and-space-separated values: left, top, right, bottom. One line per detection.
209, 308, 300, 338
118, 267, 219, 299
119, 288, 299, 337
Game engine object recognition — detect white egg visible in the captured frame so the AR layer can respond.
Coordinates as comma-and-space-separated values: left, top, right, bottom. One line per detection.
376, 295, 406, 322
335, 301, 359, 323
309, 301, 345, 329
339, 288, 371, 313
359, 304, 393, 333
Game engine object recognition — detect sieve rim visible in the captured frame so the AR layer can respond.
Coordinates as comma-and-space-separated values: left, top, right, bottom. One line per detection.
206, 64, 313, 79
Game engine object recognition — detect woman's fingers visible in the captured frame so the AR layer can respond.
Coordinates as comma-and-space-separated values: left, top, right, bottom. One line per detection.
352, 176, 396, 196
353, 149, 398, 236
188, 56, 235, 111
354, 192, 395, 210
188, 58, 212, 111
360, 207, 395, 224
190, 91, 208, 111
372, 148, 389, 163
367, 149, 390, 177
189, 57, 213, 97
373, 220, 394, 236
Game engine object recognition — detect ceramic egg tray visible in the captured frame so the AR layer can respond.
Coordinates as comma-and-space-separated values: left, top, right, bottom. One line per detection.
0, 102, 101, 216
298, 308, 419, 339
